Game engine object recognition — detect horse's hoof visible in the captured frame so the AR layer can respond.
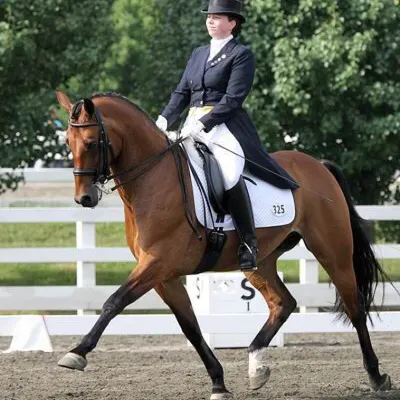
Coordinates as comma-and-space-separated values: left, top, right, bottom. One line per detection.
249, 366, 271, 390
210, 392, 233, 400
249, 348, 270, 390
371, 374, 391, 391
58, 352, 87, 371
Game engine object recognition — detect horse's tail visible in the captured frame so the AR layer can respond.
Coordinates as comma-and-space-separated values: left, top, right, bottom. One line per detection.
321, 160, 389, 323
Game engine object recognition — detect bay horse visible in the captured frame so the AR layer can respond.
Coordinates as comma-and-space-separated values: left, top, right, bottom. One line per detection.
56, 89, 391, 399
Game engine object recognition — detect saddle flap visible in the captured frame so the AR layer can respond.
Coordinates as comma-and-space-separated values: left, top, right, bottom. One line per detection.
195, 142, 227, 215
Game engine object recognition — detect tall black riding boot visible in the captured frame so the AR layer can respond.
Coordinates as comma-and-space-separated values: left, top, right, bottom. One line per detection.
226, 177, 258, 270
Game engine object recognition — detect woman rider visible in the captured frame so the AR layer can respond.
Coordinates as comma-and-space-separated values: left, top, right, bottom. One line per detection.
156, 0, 298, 270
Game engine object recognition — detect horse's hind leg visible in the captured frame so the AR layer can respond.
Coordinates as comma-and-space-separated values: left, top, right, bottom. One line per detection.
326, 258, 390, 391
302, 227, 391, 391
244, 252, 297, 390
155, 278, 232, 400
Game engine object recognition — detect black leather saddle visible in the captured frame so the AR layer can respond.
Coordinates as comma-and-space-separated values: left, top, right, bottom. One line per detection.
195, 142, 228, 215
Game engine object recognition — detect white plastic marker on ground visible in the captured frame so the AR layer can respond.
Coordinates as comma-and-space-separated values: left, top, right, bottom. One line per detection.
3, 315, 53, 353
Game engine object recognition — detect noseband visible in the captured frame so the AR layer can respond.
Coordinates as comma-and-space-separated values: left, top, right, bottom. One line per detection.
69, 106, 112, 184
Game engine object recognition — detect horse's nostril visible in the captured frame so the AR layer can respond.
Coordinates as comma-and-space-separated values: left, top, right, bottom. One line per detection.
80, 195, 93, 207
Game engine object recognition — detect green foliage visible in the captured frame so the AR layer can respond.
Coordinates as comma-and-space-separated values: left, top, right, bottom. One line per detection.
0, 0, 114, 192
245, 0, 400, 205
101, 0, 207, 117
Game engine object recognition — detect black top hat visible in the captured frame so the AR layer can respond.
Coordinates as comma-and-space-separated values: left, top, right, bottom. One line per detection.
201, 0, 246, 23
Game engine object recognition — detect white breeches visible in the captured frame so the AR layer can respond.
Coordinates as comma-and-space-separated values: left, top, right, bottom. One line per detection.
184, 107, 244, 190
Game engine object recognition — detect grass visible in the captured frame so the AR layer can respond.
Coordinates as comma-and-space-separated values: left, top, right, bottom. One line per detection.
1, 222, 400, 285
1, 222, 126, 247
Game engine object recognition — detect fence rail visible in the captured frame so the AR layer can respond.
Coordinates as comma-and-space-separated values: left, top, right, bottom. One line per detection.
0, 168, 73, 182
0, 283, 399, 311
1, 312, 400, 337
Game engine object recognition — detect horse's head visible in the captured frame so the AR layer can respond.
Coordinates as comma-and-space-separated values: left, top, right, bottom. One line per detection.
56, 89, 116, 207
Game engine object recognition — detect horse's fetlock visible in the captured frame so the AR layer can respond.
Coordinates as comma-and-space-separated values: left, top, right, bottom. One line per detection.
209, 366, 224, 383
364, 356, 379, 374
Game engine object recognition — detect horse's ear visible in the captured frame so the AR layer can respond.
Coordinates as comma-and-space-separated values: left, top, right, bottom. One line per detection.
56, 89, 72, 112
83, 98, 95, 117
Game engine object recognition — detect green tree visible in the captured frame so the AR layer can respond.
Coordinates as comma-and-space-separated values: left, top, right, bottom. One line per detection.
104, 0, 400, 205
101, 0, 207, 118
0, 0, 114, 192
245, 0, 400, 205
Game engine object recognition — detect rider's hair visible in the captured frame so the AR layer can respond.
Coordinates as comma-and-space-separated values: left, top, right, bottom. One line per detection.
227, 14, 242, 37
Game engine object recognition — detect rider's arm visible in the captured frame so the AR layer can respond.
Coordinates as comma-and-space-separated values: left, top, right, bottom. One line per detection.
199, 48, 255, 132
160, 51, 194, 129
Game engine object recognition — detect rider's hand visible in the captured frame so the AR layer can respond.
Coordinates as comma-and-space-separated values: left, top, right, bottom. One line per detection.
180, 120, 206, 141
156, 115, 177, 141
155, 115, 168, 132
165, 130, 179, 141
192, 130, 210, 146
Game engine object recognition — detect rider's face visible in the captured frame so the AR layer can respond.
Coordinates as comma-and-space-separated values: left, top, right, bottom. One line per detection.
206, 14, 236, 39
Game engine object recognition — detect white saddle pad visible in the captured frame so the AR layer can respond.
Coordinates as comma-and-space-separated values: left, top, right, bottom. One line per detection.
184, 142, 296, 230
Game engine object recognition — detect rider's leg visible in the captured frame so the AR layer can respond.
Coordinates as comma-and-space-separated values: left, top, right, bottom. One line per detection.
226, 177, 258, 270
207, 124, 258, 270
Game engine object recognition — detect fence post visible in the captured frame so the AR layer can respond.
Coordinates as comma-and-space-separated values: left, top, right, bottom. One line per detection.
299, 240, 319, 313
76, 221, 96, 315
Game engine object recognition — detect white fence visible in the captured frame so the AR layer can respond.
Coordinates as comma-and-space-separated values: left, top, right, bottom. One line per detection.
1, 206, 400, 312
1, 168, 400, 341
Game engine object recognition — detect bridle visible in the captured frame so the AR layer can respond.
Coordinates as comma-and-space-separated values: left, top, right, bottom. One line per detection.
68, 101, 186, 193
69, 105, 112, 185
68, 100, 200, 236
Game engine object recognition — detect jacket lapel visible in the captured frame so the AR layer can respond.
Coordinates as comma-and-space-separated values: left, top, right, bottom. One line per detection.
204, 39, 238, 72
199, 45, 210, 75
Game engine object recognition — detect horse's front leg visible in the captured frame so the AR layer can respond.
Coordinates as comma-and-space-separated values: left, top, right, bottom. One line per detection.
155, 278, 232, 400
57, 259, 160, 371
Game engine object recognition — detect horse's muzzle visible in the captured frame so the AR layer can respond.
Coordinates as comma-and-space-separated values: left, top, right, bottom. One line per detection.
75, 185, 99, 208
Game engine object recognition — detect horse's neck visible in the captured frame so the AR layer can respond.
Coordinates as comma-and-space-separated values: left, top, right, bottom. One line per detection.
117, 110, 166, 168
117, 150, 188, 250
107, 102, 187, 243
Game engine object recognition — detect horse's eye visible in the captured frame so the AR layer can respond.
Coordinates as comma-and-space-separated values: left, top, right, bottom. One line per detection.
87, 141, 98, 151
